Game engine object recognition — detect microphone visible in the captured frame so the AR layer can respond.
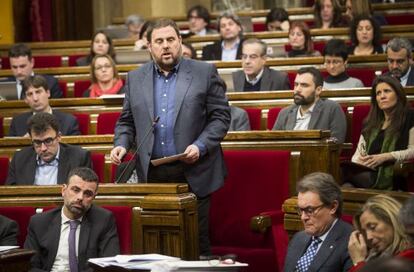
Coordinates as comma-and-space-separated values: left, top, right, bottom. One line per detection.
115, 116, 160, 183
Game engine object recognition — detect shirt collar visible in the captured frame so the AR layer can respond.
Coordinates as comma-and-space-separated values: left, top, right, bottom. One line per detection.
61, 207, 83, 225
196, 28, 207, 36
221, 38, 240, 50
36, 144, 60, 166
315, 218, 338, 242
298, 101, 317, 118
245, 68, 264, 85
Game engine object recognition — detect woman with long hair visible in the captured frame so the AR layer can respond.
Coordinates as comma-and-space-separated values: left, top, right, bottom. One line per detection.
349, 15, 383, 56
76, 31, 116, 66
287, 21, 320, 57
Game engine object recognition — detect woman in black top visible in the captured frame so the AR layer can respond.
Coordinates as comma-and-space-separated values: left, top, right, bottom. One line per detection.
348, 15, 383, 56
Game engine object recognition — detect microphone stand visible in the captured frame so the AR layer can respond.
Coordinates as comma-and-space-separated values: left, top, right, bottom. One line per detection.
115, 116, 160, 183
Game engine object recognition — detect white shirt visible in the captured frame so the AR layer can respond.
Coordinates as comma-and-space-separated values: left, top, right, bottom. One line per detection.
245, 68, 264, 86
221, 39, 240, 61
294, 103, 316, 130
51, 209, 82, 272
400, 66, 411, 87
34, 145, 60, 185
315, 218, 338, 254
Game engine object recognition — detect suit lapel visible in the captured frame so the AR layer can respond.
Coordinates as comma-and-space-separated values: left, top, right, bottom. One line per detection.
260, 67, 271, 91
285, 106, 299, 130
57, 144, 67, 184
308, 99, 322, 129
142, 64, 155, 120
289, 235, 312, 271
45, 210, 62, 269
78, 212, 91, 265
26, 150, 38, 185
234, 72, 244, 92
173, 59, 193, 128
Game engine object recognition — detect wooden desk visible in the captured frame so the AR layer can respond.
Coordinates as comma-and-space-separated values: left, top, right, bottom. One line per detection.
0, 248, 35, 272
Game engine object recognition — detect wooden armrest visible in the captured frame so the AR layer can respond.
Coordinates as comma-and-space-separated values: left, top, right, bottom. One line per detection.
250, 215, 272, 233
341, 143, 353, 150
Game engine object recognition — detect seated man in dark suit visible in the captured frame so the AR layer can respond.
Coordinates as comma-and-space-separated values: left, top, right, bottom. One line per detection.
9, 75, 80, 136
230, 106, 250, 131
284, 172, 353, 272
6, 43, 63, 99
202, 12, 243, 61
25, 167, 120, 271
232, 38, 290, 92
6, 112, 91, 185
385, 37, 414, 87
0, 215, 18, 246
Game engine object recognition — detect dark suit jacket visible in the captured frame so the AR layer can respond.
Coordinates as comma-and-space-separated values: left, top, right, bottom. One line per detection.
202, 40, 243, 61
229, 106, 250, 131
6, 75, 63, 99
232, 67, 291, 92
24, 205, 120, 272
284, 219, 353, 272
0, 215, 18, 246
384, 65, 414, 87
6, 143, 91, 185
114, 58, 231, 197
9, 110, 80, 136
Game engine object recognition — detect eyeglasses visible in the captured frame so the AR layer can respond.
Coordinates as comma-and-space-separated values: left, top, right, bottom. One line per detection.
200, 254, 237, 266
296, 204, 325, 217
32, 135, 58, 147
95, 64, 112, 71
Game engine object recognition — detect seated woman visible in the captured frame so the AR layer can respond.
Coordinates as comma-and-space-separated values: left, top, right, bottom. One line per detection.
76, 31, 116, 66
313, 0, 344, 29
348, 15, 383, 56
287, 21, 321, 58
350, 75, 414, 190
83, 55, 124, 97
348, 194, 411, 271
265, 7, 290, 31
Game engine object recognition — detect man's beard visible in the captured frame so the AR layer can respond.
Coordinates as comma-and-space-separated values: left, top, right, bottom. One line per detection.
293, 92, 316, 106
390, 68, 408, 79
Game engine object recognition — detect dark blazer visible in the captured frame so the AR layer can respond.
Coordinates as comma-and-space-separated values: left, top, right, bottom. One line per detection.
202, 40, 243, 61
384, 65, 414, 87
6, 143, 91, 185
9, 110, 80, 136
0, 215, 18, 246
24, 205, 120, 272
273, 98, 347, 144
232, 67, 290, 92
5, 75, 63, 99
229, 106, 250, 131
114, 58, 231, 197
284, 219, 353, 272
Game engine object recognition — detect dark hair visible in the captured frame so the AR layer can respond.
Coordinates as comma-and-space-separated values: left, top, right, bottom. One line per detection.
139, 20, 154, 40
349, 15, 382, 49
242, 38, 267, 56
187, 5, 211, 25
182, 42, 196, 59
90, 54, 119, 84
289, 21, 314, 53
67, 167, 99, 186
265, 8, 289, 28
146, 18, 181, 42
323, 39, 349, 61
8, 43, 32, 60
27, 112, 60, 136
22, 75, 49, 94
217, 12, 243, 35
297, 67, 323, 88
297, 172, 343, 217
363, 75, 408, 138
314, 0, 343, 28
87, 31, 116, 64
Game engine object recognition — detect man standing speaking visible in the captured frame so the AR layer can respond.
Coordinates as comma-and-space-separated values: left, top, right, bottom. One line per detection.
110, 18, 231, 256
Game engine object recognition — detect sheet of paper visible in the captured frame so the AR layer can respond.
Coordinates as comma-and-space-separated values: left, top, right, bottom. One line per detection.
151, 153, 186, 166
0, 246, 19, 252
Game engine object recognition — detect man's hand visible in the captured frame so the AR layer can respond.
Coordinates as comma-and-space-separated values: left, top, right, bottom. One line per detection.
110, 146, 127, 165
348, 230, 368, 265
181, 144, 200, 164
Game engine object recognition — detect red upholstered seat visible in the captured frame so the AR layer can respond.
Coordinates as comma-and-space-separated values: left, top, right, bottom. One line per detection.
267, 107, 283, 130
347, 68, 376, 87
91, 152, 105, 183
244, 108, 262, 130
287, 72, 296, 89
0, 156, 9, 185
97, 112, 121, 135
101, 206, 132, 254
74, 80, 91, 97
68, 55, 87, 67
351, 105, 371, 155
58, 81, 67, 98
72, 113, 90, 135
210, 150, 291, 272
385, 14, 414, 25
2, 56, 62, 69
0, 207, 37, 247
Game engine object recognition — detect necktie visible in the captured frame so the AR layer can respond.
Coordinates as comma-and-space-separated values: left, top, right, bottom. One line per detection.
295, 237, 321, 272
68, 220, 80, 272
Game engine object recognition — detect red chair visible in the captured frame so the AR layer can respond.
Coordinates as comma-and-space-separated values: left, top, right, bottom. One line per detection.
0, 156, 9, 185
58, 81, 67, 98
101, 206, 133, 254
1, 55, 62, 69
267, 107, 283, 130
244, 108, 262, 130
210, 150, 291, 272
91, 152, 105, 183
351, 105, 371, 155
74, 80, 91, 97
347, 68, 376, 87
72, 113, 90, 135
96, 112, 121, 135
0, 207, 37, 247
385, 14, 414, 25
68, 55, 87, 67
287, 72, 296, 89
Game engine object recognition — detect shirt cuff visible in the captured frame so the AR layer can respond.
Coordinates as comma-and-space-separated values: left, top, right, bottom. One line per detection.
193, 140, 207, 157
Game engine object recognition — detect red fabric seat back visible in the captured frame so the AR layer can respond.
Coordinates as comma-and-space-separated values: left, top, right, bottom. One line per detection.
287, 72, 296, 89
97, 112, 121, 135
210, 150, 290, 248
91, 152, 105, 183
68, 55, 87, 67
0, 207, 37, 247
244, 108, 262, 130
58, 81, 67, 98
74, 80, 91, 97
267, 107, 283, 130
101, 206, 132, 254
385, 14, 414, 25
347, 68, 376, 87
2, 56, 62, 69
72, 113, 90, 135
351, 105, 371, 154
0, 156, 9, 185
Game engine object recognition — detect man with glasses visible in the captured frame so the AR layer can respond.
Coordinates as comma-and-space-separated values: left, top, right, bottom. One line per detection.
232, 38, 290, 92
284, 172, 353, 272
323, 39, 364, 89
6, 112, 91, 185
385, 37, 414, 87
9, 75, 80, 136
